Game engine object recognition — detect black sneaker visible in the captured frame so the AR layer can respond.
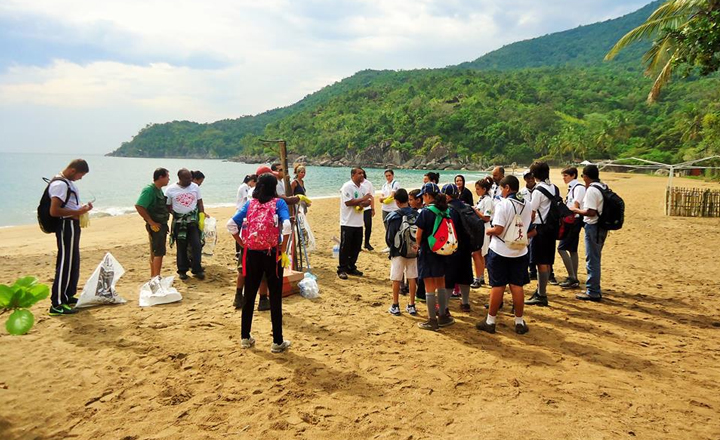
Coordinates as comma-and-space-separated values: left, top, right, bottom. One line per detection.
258, 296, 271, 311
475, 320, 496, 334
338, 272, 348, 280
364, 244, 374, 251
515, 322, 530, 334
194, 272, 205, 280
438, 314, 455, 327
525, 292, 549, 306
178, 272, 189, 280
549, 274, 559, 285
347, 269, 364, 277
450, 291, 462, 300
233, 292, 245, 310
49, 304, 78, 316
418, 318, 439, 331
470, 278, 481, 289
576, 292, 602, 302
559, 278, 580, 289
66, 296, 79, 306
484, 301, 504, 310
460, 303, 471, 312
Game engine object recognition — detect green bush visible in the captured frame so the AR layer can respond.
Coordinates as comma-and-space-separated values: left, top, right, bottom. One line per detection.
0, 277, 50, 335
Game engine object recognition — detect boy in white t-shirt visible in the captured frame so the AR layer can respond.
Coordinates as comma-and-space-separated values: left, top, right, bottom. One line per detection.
558, 167, 586, 289
476, 175, 533, 335
571, 164, 607, 301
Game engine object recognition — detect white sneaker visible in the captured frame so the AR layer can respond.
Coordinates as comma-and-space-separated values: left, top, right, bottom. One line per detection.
241, 336, 255, 348
381, 247, 391, 253
388, 304, 401, 316
271, 340, 292, 353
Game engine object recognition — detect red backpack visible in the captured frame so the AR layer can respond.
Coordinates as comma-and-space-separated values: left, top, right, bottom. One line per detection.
426, 205, 458, 255
241, 198, 280, 250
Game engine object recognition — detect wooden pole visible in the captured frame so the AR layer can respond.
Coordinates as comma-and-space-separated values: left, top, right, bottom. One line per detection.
278, 140, 300, 271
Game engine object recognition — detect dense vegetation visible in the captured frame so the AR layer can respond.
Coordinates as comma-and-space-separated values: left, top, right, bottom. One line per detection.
110, 1, 720, 165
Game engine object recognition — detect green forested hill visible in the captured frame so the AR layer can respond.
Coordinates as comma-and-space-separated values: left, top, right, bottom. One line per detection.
109, 1, 720, 165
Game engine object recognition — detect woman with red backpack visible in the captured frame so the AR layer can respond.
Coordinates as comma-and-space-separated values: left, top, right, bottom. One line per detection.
227, 173, 292, 353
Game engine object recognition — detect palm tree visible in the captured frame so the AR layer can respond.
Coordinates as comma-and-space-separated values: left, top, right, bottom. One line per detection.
605, 0, 709, 103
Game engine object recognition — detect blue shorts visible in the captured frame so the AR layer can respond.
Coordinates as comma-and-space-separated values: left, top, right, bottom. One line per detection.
487, 250, 530, 287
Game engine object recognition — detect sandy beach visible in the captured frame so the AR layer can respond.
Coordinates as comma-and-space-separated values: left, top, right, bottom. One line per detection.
1, 172, 720, 440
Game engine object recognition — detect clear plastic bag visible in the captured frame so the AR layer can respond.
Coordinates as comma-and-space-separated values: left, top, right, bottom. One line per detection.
298, 272, 320, 299
202, 216, 218, 256
75, 253, 127, 308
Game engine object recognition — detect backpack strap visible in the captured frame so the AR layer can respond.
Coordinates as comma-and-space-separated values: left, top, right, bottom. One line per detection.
534, 185, 559, 225
47, 176, 78, 208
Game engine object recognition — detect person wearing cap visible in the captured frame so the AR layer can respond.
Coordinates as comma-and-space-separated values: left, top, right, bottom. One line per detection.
443, 183, 473, 314
338, 167, 372, 279
415, 182, 453, 331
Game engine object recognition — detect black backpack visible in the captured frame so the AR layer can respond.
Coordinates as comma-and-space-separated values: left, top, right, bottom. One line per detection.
535, 185, 574, 239
591, 183, 625, 230
452, 202, 485, 252
37, 177, 75, 234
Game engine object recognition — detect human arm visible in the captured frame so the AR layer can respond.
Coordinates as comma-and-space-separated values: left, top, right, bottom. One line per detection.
135, 205, 161, 231
50, 197, 92, 218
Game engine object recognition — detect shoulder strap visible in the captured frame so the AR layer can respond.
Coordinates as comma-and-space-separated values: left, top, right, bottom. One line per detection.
535, 185, 558, 201
427, 205, 447, 218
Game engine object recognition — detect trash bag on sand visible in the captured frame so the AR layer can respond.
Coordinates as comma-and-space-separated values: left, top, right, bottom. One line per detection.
139, 276, 182, 307
75, 253, 127, 308
202, 216, 218, 256
298, 273, 320, 299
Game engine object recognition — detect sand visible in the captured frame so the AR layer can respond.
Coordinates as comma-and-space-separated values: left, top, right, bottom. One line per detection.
1, 172, 720, 440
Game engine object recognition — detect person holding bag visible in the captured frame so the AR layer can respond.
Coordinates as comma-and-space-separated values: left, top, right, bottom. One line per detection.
228, 173, 292, 353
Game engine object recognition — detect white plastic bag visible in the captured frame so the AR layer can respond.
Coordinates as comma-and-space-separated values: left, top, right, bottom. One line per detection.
139, 275, 182, 307
298, 273, 320, 299
202, 216, 218, 256
297, 211, 316, 252
76, 253, 127, 308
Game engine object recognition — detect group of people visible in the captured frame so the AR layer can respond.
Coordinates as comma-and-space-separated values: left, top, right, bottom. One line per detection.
338, 162, 612, 334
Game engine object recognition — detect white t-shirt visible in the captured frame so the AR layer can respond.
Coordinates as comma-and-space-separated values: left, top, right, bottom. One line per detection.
582, 183, 606, 225
276, 179, 286, 197
48, 177, 81, 215
380, 179, 400, 212
566, 179, 586, 217
340, 180, 365, 227
361, 180, 374, 212
489, 196, 532, 258
519, 186, 534, 204
236, 183, 251, 210
165, 182, 202, 214
476, 195, 494, 221
531, 181, 557, 225
490, 182, 503, 208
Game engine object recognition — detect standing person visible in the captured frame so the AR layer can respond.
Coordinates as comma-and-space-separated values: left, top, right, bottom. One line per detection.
443, 184, 472, 314
489, 166, 505, 207
475, 175, 533, 335
520, 170, 538, 281
47, 159, 93, 315
191, 170, 205, 186
166, 168, 205, 280
408, 188, 426, 301
379, 169, 400, 253
423, 172, 440, 184
415, 183, 453, 331
525, 161, 557, 307
231, 174, 258, 309
558, 167, 586, 289
236, 174, 258, 210
135, 168, 171, 279
471, 177, 494, 288
361, 170, 376, 251
454, 175, 474, 205
571, 165, 607, 302
384, 189, 418, 316
269, 164, 300, 206
338, 168, 372, 279
228, 173, 292, 353
291, 165, 309, 213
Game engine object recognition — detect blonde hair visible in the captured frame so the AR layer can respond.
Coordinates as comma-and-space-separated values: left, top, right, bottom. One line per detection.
294, 164, 306, 176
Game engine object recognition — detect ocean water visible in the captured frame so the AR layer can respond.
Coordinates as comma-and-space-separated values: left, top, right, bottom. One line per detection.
2, 152, 492, 227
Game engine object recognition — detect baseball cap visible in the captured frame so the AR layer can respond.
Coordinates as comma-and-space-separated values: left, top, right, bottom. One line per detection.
522, 169, 533, 177
441, 183, 459, 196
256, 165, 279, 177
418, 182, 440, 196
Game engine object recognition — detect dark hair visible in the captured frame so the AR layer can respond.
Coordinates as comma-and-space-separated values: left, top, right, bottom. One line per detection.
494, 166, 505, 176
582, 165, 600, 180
394, 188, 409, 203
351, 167, 365, 177
271, 163, 282, 172
454, 174, 466, 188
384, 169, 394, 176
191, 170, 205, 180
243, 174, 257, 184
561, 167, 578, 178
67, 159, 89, 173
153, 167, 169, 181
475, 176, 493, 191
253, 174, 279, 203
424, 172, 440, 184
499, 175, 520, 192
427, 192, 448, 211
529, 161, 550, 181
409, 189, 421, 198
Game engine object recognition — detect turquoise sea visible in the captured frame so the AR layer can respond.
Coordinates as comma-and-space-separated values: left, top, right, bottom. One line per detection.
2, 152, 493, 227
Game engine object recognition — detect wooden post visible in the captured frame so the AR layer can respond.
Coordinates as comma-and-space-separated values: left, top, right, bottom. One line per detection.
278, 140, 301, 271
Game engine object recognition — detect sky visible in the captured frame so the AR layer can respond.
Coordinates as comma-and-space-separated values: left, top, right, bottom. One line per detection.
0, 0, 650, 155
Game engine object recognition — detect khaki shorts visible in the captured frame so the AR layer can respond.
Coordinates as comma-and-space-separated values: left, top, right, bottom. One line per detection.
390, 256, 418, 282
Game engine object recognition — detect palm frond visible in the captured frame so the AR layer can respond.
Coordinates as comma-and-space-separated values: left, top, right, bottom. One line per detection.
647, 55, 677, 103
642, 36, 679, 72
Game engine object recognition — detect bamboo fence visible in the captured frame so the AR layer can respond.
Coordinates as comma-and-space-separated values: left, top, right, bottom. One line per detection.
666, 187, 720, 217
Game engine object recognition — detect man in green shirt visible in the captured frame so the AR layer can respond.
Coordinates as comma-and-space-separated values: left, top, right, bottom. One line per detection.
135, 168, 171, 278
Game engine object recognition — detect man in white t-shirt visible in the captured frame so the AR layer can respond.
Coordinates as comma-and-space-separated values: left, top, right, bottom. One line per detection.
557, 166, 587, 289
165, 168, 205, 280
476, 175, 533, 335
338, 168, 372, 279
526, 161, 557, 307
571, 164, 607, 301
47, 159, 93, 316
489, 166, 505, 207
360, 171, 375, 251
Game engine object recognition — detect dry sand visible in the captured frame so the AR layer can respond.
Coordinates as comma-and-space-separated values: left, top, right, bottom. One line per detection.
1, 172, 720, 440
